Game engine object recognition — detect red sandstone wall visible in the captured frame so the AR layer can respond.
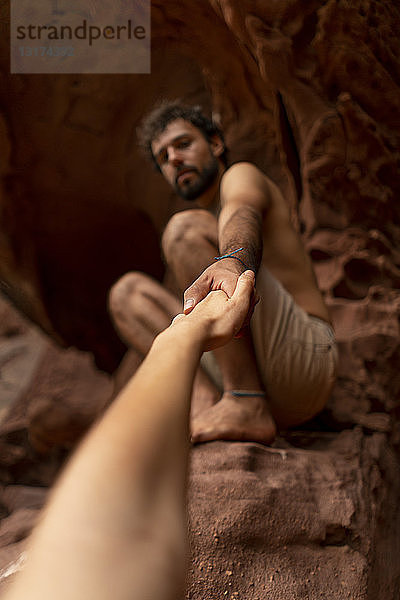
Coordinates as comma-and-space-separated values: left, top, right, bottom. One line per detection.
0, 1, 399, 597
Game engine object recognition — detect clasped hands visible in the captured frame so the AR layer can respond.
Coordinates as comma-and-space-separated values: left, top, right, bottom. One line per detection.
171, 261, 258, 352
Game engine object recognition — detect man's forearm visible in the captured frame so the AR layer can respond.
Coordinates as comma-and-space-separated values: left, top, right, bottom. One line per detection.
218, 205, 263, 273
182, 206, 263, 309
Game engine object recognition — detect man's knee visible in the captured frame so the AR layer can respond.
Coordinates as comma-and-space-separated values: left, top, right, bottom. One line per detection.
162, 209, 217, 261
108, 271, 153, 320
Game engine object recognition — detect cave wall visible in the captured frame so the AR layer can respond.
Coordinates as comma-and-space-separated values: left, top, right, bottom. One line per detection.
0, 38, 216, 369
0, 0, 399, 597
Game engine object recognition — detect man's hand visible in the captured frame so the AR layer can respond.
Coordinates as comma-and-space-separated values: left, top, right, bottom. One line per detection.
183, 258, 246, 314
173, 270, 257, 351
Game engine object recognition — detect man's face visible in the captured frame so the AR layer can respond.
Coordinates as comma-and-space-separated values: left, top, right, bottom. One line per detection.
151, 119, 222, 201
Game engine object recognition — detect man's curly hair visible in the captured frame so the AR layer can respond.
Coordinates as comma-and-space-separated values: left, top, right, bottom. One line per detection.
137, 100, 228, 170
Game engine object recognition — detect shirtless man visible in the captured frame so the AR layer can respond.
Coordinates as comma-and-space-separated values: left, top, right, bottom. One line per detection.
109, 101, 338, 445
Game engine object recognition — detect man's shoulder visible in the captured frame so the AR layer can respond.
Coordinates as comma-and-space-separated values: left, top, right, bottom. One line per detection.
220, 161, 272, 204
222, 161, 265, 181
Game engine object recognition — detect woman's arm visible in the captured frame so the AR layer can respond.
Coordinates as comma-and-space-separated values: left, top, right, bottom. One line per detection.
5, 271, 255, 600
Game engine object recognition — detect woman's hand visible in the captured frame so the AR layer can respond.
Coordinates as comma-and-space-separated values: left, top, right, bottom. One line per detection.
171, 270, 257, 351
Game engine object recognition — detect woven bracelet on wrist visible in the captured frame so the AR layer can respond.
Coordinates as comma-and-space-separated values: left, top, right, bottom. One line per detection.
214, 247, 249, 270
230, 390, 266, 398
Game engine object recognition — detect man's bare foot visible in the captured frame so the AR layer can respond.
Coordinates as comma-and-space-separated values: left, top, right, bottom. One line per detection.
190, 392, 277, 445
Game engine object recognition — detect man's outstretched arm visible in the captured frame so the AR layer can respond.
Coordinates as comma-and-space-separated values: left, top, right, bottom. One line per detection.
184, 162, 270, 313
5, 271, 255, 600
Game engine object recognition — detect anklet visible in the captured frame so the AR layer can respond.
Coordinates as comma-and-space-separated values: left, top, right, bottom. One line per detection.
230, 390, 266, 398
214, 248, 249, 270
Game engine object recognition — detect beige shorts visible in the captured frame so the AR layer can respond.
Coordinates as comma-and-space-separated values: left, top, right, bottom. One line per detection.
201, 267, 338, 426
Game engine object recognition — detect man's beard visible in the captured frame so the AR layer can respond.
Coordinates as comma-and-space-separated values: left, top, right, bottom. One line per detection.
174, 155, 219, 201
